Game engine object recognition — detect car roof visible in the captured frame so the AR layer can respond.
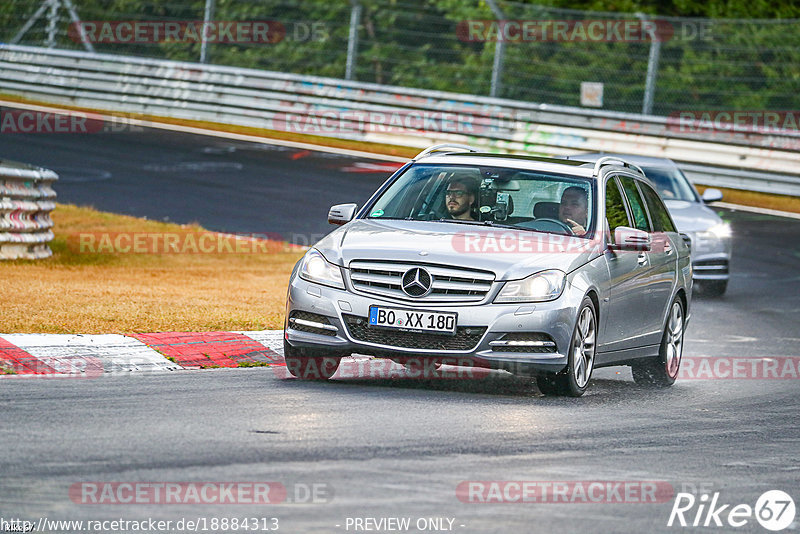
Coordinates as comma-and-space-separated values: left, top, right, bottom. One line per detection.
416, 152, 598, 179
566, 152, 679, 167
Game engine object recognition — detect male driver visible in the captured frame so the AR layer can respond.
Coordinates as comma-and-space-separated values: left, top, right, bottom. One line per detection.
559, 186, 589, 235
445, 175, 477, 220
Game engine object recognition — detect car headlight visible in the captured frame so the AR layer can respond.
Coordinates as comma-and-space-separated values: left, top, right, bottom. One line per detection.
495, 269, 566, 303
298, 249, 345, 289
705, 223, 732, 239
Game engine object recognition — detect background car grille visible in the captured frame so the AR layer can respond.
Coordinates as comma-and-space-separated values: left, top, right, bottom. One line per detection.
348, 260, 495, 303
343, 314, 486, 351
693, 258, 729, 275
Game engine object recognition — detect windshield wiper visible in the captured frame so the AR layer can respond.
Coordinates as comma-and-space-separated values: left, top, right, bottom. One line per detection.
433, 218, 494, 226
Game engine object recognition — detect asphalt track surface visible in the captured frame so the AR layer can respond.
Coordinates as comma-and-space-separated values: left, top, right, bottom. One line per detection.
2, 126, 800, 533
1, 126, 392, 242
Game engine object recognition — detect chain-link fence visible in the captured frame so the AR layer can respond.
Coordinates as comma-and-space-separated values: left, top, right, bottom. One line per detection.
1, 0, 798, 116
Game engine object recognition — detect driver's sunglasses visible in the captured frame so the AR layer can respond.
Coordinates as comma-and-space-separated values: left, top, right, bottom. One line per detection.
445, 190, 468, 198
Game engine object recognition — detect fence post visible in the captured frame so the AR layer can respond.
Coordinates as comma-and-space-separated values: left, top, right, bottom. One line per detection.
200, 0, 215, 64
46, 0, 59, 48
639, 13, 661, 115
485, 0, 505, 98
345, 0, 362, 80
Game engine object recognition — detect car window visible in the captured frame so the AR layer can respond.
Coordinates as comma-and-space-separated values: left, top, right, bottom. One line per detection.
639, 181, 678, 233
640, 166, 700, 202
366, 164, 596, 238
618, 176, 651, 232
605, 177, 630, 244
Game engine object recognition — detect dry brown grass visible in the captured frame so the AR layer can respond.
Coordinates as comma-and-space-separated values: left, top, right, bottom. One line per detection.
1, 204, 304, 333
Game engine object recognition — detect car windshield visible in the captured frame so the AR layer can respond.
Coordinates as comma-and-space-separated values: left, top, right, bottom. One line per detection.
640, 166, 700, 202
366, 164, 595, 238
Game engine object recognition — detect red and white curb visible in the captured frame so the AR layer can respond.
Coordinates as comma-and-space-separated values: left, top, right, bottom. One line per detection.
0, 330, 285, 377
0, 331, 493, 380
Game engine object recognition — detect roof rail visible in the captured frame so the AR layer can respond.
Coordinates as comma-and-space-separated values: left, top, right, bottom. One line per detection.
592, 156, 646, 177
413, 144, 481, 160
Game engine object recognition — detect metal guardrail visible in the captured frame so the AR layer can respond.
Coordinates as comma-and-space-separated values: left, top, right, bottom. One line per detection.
0, 159, 57, 260
0, 44, 797, 196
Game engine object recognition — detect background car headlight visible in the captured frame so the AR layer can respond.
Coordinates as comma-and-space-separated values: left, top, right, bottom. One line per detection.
495, 269, 566, 303
299, 249, 345, 289
693, 223, 732, 252
705, 222, 732, 239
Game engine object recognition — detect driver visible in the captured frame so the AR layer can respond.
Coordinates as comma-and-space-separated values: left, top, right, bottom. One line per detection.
558, 186, 589, 235
445, 174, 478, 221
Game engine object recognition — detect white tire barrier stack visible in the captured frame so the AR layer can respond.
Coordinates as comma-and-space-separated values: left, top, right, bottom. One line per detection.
0, 160, 57, 260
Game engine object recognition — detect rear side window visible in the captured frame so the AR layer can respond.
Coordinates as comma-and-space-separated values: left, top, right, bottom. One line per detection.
639, 182, 677, 233
605, 178, 630, 243
619, 176, 651, 232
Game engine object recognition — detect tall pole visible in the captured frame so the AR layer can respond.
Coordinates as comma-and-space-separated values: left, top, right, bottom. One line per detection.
62, 0, 95, 52
200, 0, 215, 64
345, 0, 362, 80
46, 0, 59, 48
485, 0, 505, 98
638, 13, 661, 115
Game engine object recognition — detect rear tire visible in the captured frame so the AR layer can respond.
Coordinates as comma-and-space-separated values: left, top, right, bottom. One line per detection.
632, 296, 685, 387
283, 341, 341, 380
536, 296, 597, 397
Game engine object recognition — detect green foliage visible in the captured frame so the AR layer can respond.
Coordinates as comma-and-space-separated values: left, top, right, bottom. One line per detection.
1, 0, 797, 115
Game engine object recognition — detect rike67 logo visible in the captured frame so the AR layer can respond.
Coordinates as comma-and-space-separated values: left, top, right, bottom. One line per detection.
668, 490, 795, 531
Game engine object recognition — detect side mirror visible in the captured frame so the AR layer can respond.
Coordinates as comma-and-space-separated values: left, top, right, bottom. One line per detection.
609, 226, 651, 251
701, 188, 723, 203
328, 203, 358, 225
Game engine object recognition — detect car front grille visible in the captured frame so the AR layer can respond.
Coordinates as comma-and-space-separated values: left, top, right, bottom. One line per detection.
693, 258, 729, 275
348, 260, 495, 303
343, 314, 486, 351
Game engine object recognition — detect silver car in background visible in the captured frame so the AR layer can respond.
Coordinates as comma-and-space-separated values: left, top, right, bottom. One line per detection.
567, 153, 732, 295
284, 145, 692, 396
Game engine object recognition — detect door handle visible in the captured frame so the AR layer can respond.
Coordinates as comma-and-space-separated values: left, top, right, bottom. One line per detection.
664, 241, 673, 255
637, 252, 647, 265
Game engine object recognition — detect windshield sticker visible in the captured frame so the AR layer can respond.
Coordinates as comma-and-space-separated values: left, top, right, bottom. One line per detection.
370, 209, 384, 217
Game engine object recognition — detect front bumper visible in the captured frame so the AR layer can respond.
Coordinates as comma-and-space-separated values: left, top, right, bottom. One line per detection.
686, 232, 731, 281
284, 275, 582, 374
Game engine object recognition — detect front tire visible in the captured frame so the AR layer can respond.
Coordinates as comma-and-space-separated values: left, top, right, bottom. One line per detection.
283, 340, 341, 380
632, 296, 685, 387
536, 296, 597, 397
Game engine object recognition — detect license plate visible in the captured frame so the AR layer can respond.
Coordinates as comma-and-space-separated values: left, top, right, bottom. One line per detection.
368, 306, 457, 335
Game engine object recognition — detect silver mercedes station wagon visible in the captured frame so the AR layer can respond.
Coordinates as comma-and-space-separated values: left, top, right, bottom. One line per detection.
284, 145, 692, 396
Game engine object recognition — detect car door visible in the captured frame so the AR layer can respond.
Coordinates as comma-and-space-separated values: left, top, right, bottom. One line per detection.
617, 175, 671, 348
637, 179, 680, 345
598, 175, 652, 355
